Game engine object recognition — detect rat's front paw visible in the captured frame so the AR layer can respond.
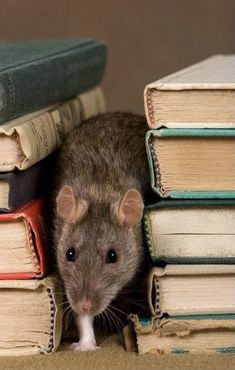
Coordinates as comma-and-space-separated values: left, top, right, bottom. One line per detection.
69, 341, 100, 352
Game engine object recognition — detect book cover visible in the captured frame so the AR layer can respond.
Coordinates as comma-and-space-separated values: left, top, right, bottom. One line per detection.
0, 275, 62, 355
127, 314, 235, 355
146, 128, 235, 198
144, 54, 235, 129
144, 199, 235, 264
0, 199, 47, 279
0, 155, 55, 212
0, 39, 107, 123
0, 86, 105, 171
148, 265, 235, 317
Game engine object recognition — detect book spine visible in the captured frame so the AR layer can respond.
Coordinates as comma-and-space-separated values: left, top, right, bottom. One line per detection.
145, 130, 166, 197
143, 213, 157, 262
0, 41, 106, 123
42, 275, 63, 354
44, 288, 58, 353
0, 87, 105, 171
144, 86, 156, 128
147, 269, 162, 317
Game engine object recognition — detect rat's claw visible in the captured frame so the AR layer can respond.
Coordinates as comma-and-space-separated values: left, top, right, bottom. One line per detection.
69, 341, 100, 352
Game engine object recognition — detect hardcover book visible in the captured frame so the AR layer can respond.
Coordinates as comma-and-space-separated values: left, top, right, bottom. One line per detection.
148, 265, 235, 317
144, 54, 235, 129
126, 314, 235, 355
146, 128, 235, 198
0, 275, 62, 355
0, 156, 55, 212
0, 86, 105, 171
144, 200, 235, 264
0, 39, 106, 123
0, 199, 47, 279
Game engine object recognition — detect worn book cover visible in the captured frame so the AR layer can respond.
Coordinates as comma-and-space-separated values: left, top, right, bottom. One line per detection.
0, 275, 62, 355
125, 314, 235, 355
0, 86, 105, 171
144, 199, 235, 264
146, 128, 235, 198
0, 199, 47, 279
144, 54, 235, 129
0, 39, 106, 123
148, 265, 235, 317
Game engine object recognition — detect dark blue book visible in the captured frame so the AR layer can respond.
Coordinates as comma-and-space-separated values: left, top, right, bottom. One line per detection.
0, 156, 54, 212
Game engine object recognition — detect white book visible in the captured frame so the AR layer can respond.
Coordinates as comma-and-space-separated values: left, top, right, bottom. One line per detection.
144, 54, 235, 128
148, 264, 235, 317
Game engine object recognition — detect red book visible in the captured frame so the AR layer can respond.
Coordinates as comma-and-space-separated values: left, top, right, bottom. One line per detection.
0, 199, 47, 279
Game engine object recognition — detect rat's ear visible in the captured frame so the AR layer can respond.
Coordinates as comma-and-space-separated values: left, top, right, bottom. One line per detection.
116, 189, 144, 227
56, 185, 88, 224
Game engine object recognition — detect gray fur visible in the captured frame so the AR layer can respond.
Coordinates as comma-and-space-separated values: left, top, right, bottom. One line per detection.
52, 112, 150, 316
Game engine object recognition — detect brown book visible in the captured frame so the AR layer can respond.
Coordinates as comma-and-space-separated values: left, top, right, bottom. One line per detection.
146, 128, 235, 198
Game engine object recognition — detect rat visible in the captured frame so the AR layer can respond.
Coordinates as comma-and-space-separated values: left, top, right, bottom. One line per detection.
52, 112, 150, 351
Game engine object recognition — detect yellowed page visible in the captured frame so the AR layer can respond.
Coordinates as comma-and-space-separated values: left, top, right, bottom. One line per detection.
0, 87, 105, 171
0, 275, 62, 355
144, 54, 235, 128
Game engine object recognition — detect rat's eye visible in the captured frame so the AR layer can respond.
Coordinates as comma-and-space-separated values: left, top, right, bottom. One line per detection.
66, 247, 76, 262
106, 249, 117, 264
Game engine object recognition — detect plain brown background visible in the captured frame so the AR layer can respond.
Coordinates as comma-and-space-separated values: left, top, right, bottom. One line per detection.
0, 0, 234, 114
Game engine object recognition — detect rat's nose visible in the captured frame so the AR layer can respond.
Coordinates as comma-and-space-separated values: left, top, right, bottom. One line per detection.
78, 299, 93, 313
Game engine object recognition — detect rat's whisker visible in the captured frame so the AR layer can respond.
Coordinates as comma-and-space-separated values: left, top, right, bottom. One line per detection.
105, 308, 119, 332
106, 307, 123, 333
103, 309, 113, 331
108, 304, 128, 317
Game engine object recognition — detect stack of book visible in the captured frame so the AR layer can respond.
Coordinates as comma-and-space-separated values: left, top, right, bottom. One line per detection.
126, 55, 235, 354
0, 39, 107, 355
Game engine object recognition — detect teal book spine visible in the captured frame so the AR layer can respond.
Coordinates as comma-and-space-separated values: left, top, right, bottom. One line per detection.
0, 39, 106, 123
144, 199, 235, 264
145, 128, 235, 199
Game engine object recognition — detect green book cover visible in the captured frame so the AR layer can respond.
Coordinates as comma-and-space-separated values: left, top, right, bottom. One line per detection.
144, 199, 235, 264
0, 39, 106, 123
146, 128, 235, 199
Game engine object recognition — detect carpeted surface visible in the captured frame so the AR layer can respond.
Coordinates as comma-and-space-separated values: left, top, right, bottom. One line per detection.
1, 334, 235, 370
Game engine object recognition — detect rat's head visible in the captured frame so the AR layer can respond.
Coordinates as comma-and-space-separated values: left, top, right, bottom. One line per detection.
55, 185, 144, 316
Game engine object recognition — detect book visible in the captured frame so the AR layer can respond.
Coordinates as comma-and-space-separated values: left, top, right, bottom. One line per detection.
144, 200, 235, 264
148, 265, 235, 317
144, 54, 235, 129
0, 86, 105, 171
146, 128, 235, 198
126, 314, 235, 355
0, 275, 62, 355
0, 39, 106, 123
0, 199, 47, 279
0, 156, 55, 213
